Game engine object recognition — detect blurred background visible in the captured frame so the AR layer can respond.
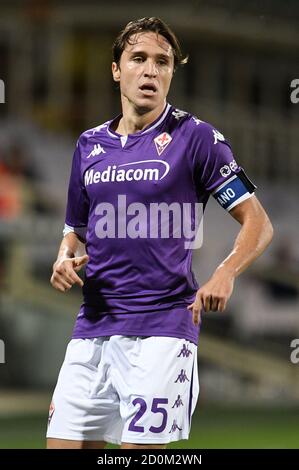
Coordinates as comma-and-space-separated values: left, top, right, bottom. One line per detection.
0, 0, 299, 449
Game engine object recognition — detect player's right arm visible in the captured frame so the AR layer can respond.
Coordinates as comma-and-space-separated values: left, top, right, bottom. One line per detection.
51, 134, 90, 293
187, 119, 272, 324
50, 232, 89, 293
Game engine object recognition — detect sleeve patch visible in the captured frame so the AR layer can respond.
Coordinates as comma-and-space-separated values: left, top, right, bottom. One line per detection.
212, 172, 256, 211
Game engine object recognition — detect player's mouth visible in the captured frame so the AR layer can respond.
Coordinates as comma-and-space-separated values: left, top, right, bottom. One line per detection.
139, 83, 157, 96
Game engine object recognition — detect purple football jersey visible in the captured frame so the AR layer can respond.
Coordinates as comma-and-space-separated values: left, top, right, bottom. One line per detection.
64, 103, 254, 344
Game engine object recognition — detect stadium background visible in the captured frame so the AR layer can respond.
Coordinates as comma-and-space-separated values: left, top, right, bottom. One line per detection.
0, 0, 299, 449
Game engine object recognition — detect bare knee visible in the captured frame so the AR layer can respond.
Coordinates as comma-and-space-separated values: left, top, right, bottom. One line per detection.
47, 438, 107, 449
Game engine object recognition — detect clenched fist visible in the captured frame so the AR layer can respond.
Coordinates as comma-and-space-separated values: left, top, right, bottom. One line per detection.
50, 254, 89, 292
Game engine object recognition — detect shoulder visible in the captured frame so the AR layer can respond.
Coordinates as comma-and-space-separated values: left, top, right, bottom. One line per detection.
76, 120, 111, 148
169, 105, 226, 147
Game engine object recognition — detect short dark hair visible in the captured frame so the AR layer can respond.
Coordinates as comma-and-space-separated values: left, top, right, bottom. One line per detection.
112, 17, 188, 71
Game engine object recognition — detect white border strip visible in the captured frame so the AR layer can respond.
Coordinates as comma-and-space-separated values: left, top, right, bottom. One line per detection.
141, 103, 171, 134
63, 223, 87, 240
227, 192, 254, 211
211, 174, 237, 195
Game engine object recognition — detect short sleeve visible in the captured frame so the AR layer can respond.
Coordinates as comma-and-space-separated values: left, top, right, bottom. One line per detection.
193, 123, 256, 211
64, 141, 89, 238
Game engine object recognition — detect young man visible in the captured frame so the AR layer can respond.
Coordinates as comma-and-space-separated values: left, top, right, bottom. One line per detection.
47, 17, 273, 449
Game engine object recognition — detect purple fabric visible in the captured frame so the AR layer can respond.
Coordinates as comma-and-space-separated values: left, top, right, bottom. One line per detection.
65, 103, 245, 345
188, 363, 194, 426
72, 305, 199, 345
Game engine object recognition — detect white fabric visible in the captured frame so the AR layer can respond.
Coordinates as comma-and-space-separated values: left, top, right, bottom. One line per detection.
47, 335, 199, 445
63, 223, 87, 241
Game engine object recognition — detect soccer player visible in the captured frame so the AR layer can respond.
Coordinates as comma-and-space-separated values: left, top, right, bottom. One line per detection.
47, 17, 273, 449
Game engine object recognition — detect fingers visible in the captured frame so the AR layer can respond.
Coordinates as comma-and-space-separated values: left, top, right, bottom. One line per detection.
207, 296, 220, 312
202, 295, 221, 312
50, 273, 72, 292
204, 295, 230, 312
188, 291, 228, 320
202, 295, 211, 312
51, 256, 87, 292
197, 274, 234, 313
57, 278, 73, 291
192, 305, 201, 326
188, 294, 203, 326
218, 298, 227, 312
64, 268, 84, 287
73, 255, 89, 272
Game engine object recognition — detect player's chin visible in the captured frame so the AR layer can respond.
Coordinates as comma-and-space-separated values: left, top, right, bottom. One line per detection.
135, 99, 157, 114
138, 96, 164, 114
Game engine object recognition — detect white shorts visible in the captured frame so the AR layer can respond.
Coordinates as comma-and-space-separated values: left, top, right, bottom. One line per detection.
46, 335, 199, 445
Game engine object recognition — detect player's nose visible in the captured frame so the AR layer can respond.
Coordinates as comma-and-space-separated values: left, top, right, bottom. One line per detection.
143, 59, 158, 77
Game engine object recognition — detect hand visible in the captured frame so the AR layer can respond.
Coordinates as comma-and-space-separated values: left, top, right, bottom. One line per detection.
187, 270, 235, 326
50, 254, 89, 292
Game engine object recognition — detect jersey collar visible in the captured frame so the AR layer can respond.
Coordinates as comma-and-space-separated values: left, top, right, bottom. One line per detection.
107, 103, 171, 139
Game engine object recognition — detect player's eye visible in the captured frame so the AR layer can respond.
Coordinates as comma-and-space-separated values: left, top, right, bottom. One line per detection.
132, 56, 144, 63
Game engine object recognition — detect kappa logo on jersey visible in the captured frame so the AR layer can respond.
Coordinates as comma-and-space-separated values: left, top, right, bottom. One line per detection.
154, 132, 172, 156
92, 123, 108, 135
192, 116, 203, 126
220, 159, 238, 177
172, 109, 188, 120
87, 143, 106, 158
213, 129, 225, 144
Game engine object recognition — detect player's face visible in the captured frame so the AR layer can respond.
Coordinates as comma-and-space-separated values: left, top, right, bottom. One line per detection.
112, 32, 174, 114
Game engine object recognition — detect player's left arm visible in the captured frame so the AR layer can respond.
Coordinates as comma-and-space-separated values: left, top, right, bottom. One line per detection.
188, 195, 273, 325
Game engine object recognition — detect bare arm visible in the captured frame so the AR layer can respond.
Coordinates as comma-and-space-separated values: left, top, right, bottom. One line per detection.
188, 195, 274, 325
50, 232, 89, 293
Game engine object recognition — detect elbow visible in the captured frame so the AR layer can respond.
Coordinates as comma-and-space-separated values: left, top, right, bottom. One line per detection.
264, 214, 274, 248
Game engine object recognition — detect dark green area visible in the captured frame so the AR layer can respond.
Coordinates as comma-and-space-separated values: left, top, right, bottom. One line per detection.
0, 407, 298, 449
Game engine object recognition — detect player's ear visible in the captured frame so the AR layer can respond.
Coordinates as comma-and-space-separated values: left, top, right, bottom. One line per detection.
112, 62, 121, 82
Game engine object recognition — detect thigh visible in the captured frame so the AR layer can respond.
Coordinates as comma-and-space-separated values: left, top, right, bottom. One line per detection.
47, 338, 123, 444
121, 442, 166, 449
110, 336, 199, 445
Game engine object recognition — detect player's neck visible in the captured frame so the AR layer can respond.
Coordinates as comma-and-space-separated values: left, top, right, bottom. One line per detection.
115, 100, 166, 136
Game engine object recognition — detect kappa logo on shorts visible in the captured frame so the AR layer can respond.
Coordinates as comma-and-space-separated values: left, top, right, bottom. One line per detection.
48, 401, 55, 426
169, 419, 182, 433
154, 132, 172, 156
172, 394, 184, 408
174, 369, 190, 383
177, 344, 192, 358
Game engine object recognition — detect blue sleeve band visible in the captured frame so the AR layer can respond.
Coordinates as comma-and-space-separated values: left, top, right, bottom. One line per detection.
212, 173, 255, 211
